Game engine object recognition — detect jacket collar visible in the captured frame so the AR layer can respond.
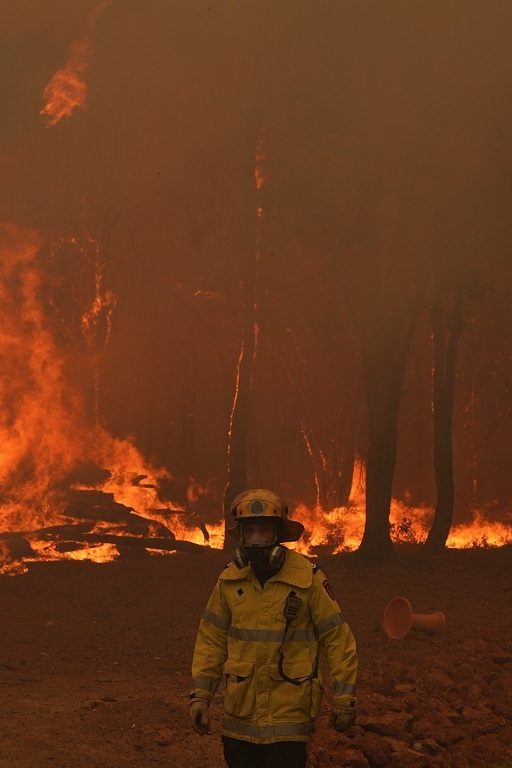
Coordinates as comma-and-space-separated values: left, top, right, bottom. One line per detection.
219, 549, 312, 589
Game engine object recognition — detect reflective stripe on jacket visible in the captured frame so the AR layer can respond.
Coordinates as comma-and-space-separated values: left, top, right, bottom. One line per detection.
190, 549, 357, 744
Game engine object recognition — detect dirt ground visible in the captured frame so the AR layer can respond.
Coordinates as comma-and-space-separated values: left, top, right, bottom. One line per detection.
1, 545, 511, 768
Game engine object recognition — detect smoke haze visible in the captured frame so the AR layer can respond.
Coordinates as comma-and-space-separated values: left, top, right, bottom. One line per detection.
1, 0, 512, 522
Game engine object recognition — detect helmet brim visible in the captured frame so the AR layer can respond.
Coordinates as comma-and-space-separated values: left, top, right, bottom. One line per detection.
227, 517, 304, 543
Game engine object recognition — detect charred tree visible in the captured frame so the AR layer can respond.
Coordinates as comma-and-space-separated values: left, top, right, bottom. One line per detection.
333, 402, 361, 508
357, 350, 401, 563
222, 239, 258, 546
423, 264, 487, 553
177, 340, 196, 493
223, 129, 265, 546
423, 292, 463, 553
280, 325, 357, 512
336, 447, 355, 507
222, 279, 257, 544
280, 329, 328, 509
356, 298, 422, 564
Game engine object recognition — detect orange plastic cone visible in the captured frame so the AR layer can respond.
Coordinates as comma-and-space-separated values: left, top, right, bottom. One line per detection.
382, 596, 446, 640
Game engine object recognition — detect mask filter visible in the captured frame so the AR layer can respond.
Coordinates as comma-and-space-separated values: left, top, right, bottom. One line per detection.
233, 544, 285, 571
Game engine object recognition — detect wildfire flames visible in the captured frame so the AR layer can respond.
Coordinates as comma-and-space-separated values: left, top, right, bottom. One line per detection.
40, 0, 111, 126
0, 223, 197, 573
40, 39, 91, 126
293, 468, 512, 555
0, 223, 511, 577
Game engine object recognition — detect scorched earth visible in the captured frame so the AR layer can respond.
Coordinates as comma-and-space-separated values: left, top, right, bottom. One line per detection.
0, 546, 511, 768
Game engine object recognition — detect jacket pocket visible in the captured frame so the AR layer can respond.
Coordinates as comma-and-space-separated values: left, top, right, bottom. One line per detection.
269, 661, 315, 720
222, 659, 255, 719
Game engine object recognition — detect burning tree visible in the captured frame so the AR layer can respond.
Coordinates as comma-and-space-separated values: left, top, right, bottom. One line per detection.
222, 128, 264, 542
424, 256, 508, 553
355, 283, 424, 563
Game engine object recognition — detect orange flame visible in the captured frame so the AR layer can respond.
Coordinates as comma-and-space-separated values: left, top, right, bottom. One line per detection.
0, 222, 228, 576
40, 1, 111, 126
0, 224, 177, 533
80, 236, 117, 422
40, 39, 92, 126
292, 461, 512, 554
1, 223, 510, 575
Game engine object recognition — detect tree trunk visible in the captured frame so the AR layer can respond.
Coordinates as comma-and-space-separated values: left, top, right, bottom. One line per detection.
423, 300, 461, 553
223, 129, 266, 547
299, 421, 328, 509
223, 251, 258, 546
333, 404, 360, 508
177, 339, 196, 491
355, 298, 422, 564
356, 368, 401, 562
279, 328, 329, 509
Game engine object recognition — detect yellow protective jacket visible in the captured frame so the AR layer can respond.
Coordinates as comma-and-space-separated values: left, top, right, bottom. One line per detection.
190, 549, 357, 744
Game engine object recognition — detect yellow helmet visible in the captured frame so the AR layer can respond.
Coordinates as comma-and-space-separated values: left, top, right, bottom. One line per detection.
228, 488, 304, 543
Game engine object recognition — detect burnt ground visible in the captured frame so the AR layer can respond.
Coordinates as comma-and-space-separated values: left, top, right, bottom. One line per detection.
0, 546, 511, 768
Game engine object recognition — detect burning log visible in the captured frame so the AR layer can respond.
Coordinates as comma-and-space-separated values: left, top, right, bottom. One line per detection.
131, 474, 156, 488
80, 533, 204, 553
63, 490, 173, 537
1, 527, 205, 569
34, 522, 95, 539
61, 462, 112, 487
1, 492, 209, 568
200, 521, 209, 541
54, 541, 86, 553
0, 536, 36, 561
125, 515, 174, 537
115, 542, 151, 559
65, 490, 135, 522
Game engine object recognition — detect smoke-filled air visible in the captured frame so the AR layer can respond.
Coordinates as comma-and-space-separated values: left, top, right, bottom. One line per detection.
3, 5, 512, 768
1, 0, 512, 573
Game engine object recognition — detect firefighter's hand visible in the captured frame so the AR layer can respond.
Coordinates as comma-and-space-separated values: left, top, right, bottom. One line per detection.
329, 706, 356, 733
190, 700, 211, 735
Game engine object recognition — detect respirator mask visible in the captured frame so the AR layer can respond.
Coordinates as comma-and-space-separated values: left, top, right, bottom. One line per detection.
233, 519, 285, 570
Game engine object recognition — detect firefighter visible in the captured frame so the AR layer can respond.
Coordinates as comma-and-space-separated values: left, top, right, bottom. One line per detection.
190, 488, 358, 768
